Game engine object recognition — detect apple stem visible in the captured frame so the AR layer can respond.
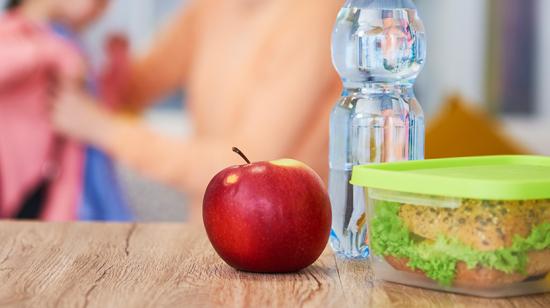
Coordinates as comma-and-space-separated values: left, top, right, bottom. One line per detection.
232, 147, 251, 164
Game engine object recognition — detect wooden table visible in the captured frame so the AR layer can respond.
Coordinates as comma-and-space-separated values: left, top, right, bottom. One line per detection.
0, 222, 549, 307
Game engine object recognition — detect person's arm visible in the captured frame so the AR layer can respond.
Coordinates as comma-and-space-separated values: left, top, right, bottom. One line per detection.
121, 2, 198, 111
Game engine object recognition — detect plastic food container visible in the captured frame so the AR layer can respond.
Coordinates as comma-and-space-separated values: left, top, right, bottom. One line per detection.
350, 156, 550, 298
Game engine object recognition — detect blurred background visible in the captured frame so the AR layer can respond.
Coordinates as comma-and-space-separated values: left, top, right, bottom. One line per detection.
1, 0, 548, 221
86, 0, 550, 154
81, 0, 190, 222
415, 0, 550, 157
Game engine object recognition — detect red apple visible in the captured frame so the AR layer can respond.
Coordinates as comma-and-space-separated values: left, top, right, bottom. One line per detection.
203, 148, 332, 273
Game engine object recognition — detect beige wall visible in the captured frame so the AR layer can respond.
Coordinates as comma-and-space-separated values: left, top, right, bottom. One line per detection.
415, 0, 488, 114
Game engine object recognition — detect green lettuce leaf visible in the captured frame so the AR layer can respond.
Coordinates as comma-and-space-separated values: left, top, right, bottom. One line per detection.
370, 201, 550, 286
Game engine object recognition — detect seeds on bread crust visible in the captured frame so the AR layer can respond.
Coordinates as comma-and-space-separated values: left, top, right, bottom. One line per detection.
398, 200, 550, 251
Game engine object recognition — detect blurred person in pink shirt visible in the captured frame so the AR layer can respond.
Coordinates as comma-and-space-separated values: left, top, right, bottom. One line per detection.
52, 0, 343, 223
0, 0, 117, 220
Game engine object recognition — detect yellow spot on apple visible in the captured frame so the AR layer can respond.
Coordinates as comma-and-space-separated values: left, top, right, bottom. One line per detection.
225, 174, 239, 185
270, 159, 305, 168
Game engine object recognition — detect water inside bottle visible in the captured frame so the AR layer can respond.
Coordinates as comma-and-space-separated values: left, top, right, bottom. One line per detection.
329, 6, 426, 259
332, 7, 425, 85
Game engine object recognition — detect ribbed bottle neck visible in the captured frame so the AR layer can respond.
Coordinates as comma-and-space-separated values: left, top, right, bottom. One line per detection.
342, 83, 414, 96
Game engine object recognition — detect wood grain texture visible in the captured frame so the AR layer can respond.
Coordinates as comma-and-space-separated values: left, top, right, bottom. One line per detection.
0, 222, 548, 308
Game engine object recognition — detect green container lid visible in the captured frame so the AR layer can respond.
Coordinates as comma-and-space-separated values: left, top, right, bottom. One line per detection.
350, 155, 550, 200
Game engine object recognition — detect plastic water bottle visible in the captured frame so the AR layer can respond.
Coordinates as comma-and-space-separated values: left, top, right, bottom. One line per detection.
329, 0, 426, 259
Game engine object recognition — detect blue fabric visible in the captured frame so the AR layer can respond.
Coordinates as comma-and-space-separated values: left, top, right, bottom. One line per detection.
79, 148, 132, 221
51, 23, 133, 221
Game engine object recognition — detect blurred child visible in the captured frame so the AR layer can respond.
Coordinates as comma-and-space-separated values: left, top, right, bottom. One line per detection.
50, 16, 132, 221
52, 0, 343, 223
0, 0, 131, 220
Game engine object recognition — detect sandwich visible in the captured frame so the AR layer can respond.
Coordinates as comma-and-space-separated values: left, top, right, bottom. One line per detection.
370, 199, 550, 287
